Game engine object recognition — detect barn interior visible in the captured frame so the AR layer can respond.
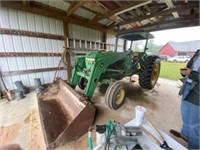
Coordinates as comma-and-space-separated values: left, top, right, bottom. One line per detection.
0, 1, 199, 150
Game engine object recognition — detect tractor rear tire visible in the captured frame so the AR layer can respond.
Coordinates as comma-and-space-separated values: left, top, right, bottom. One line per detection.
105, 81, 127, 109
139, 56, 160, 89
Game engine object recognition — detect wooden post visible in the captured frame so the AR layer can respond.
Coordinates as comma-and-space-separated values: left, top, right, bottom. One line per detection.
102, 32, 107, 50
63, 21, 72, 80
123, 40, 127, 52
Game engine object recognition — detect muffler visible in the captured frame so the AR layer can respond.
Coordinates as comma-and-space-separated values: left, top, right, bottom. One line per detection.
37, 79, 96, 149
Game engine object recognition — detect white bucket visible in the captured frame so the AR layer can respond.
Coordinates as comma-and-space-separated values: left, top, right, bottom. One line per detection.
135, 106, 146, 126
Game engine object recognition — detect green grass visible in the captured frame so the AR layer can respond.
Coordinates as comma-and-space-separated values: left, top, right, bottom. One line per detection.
159, 61, 186, 81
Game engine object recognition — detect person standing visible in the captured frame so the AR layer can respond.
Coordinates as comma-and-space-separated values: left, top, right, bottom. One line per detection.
170, 49, 200, 149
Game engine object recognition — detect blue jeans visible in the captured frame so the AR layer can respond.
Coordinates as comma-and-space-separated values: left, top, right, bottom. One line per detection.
181, 82, 200, 149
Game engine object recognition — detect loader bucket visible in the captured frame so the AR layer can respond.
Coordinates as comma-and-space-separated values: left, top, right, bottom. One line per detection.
37, 79, 96, 149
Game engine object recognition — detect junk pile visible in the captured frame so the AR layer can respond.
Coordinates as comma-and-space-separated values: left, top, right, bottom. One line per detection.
14, 78, 44, 100
88, 120, 173, 150
88, 121, 142, 150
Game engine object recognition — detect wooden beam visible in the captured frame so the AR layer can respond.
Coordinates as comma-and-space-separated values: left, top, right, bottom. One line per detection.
145, 21, 199, 32
22, 0, 30, 6
0, 52, 62, 57
102, 32, 107, 50
91, 1, 147, 22
115, 1, 138, 19
63, 21, 72, 80
67, 1, 86, 16
0, 28, 64, 40
120, 15, 199, 32
139, 14, 199, 30
1, 1, 115, 34
2, 67, 66, 76
1, 1, 68, 21
118, 3, 199, 27
68, 16, 116, 34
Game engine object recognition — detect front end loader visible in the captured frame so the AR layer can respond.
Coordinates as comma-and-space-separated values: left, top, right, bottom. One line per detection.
38, 31, 161, 149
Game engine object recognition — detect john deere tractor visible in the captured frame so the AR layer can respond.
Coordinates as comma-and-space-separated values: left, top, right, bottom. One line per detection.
70, 30, 161, 109
37, 30, 160, 149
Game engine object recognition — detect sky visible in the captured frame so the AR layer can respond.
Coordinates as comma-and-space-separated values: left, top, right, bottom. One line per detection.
151, 26, 200, 45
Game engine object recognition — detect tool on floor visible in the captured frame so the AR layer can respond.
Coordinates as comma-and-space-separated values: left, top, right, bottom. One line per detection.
141, 126, 161, 146
145, 121, 173, 150
0, 71, 13, 101
131, 143, 143, 150
147, 121, 173, 149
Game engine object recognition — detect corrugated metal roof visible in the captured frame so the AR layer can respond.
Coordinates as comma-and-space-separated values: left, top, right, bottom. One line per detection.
35, 0, 70, 11
74, 8, 95, 20
98, 19, 112, 26
169, 40, 200, 52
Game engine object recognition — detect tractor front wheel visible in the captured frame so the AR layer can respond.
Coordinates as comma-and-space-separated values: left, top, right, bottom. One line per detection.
78, 77, 87, 90
105, 81, 127, 109
139, 56, 161, 89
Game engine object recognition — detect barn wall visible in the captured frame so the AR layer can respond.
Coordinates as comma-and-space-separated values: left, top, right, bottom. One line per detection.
0, 8, 66, 90
67, 24, 124, 66
0, 7, 124, 91
68, 24, 102, 41
106, 33, 124, 52
68, 23, 103, 66
159, 44, 176, 57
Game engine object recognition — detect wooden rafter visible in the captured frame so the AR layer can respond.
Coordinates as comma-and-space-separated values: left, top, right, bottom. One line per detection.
2, 67, 66, 76
66, 1, 86, 16
0, 52, 62, 57
117, 3, 199, 27
146, 21, 199, 32
121, 13, 199, 32
90, 1, 110, 22
91, 1, 147, 23
0, 1, 198, 33
0, 1, 116, 34
0, 28, 64, 40
22, 0, 30, 6
140, 14, 199, 30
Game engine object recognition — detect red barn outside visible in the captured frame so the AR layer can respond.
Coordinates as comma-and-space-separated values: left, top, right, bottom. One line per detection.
159, 40, 200, 58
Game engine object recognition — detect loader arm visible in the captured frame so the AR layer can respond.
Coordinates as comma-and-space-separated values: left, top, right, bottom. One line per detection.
70, 51, 132, 100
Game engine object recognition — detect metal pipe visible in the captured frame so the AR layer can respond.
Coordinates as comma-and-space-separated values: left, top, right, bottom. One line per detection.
115, 24, 120, 52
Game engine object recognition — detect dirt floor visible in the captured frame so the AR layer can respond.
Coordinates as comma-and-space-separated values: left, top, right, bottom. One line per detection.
0, 76, 188, 150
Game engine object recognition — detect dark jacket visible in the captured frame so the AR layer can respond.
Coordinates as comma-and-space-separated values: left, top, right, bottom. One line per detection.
179, 50, 200, 105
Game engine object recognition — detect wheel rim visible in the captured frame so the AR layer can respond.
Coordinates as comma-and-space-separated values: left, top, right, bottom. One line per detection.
115, 89, 125, 105
151, 63, 160, 84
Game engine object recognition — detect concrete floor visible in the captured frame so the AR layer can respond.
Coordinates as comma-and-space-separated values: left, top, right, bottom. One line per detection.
0, 76, 188, 150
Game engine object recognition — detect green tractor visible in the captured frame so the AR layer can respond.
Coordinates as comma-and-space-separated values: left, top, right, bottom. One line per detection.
37, 30, 161, 148
70, 31, 161, 109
